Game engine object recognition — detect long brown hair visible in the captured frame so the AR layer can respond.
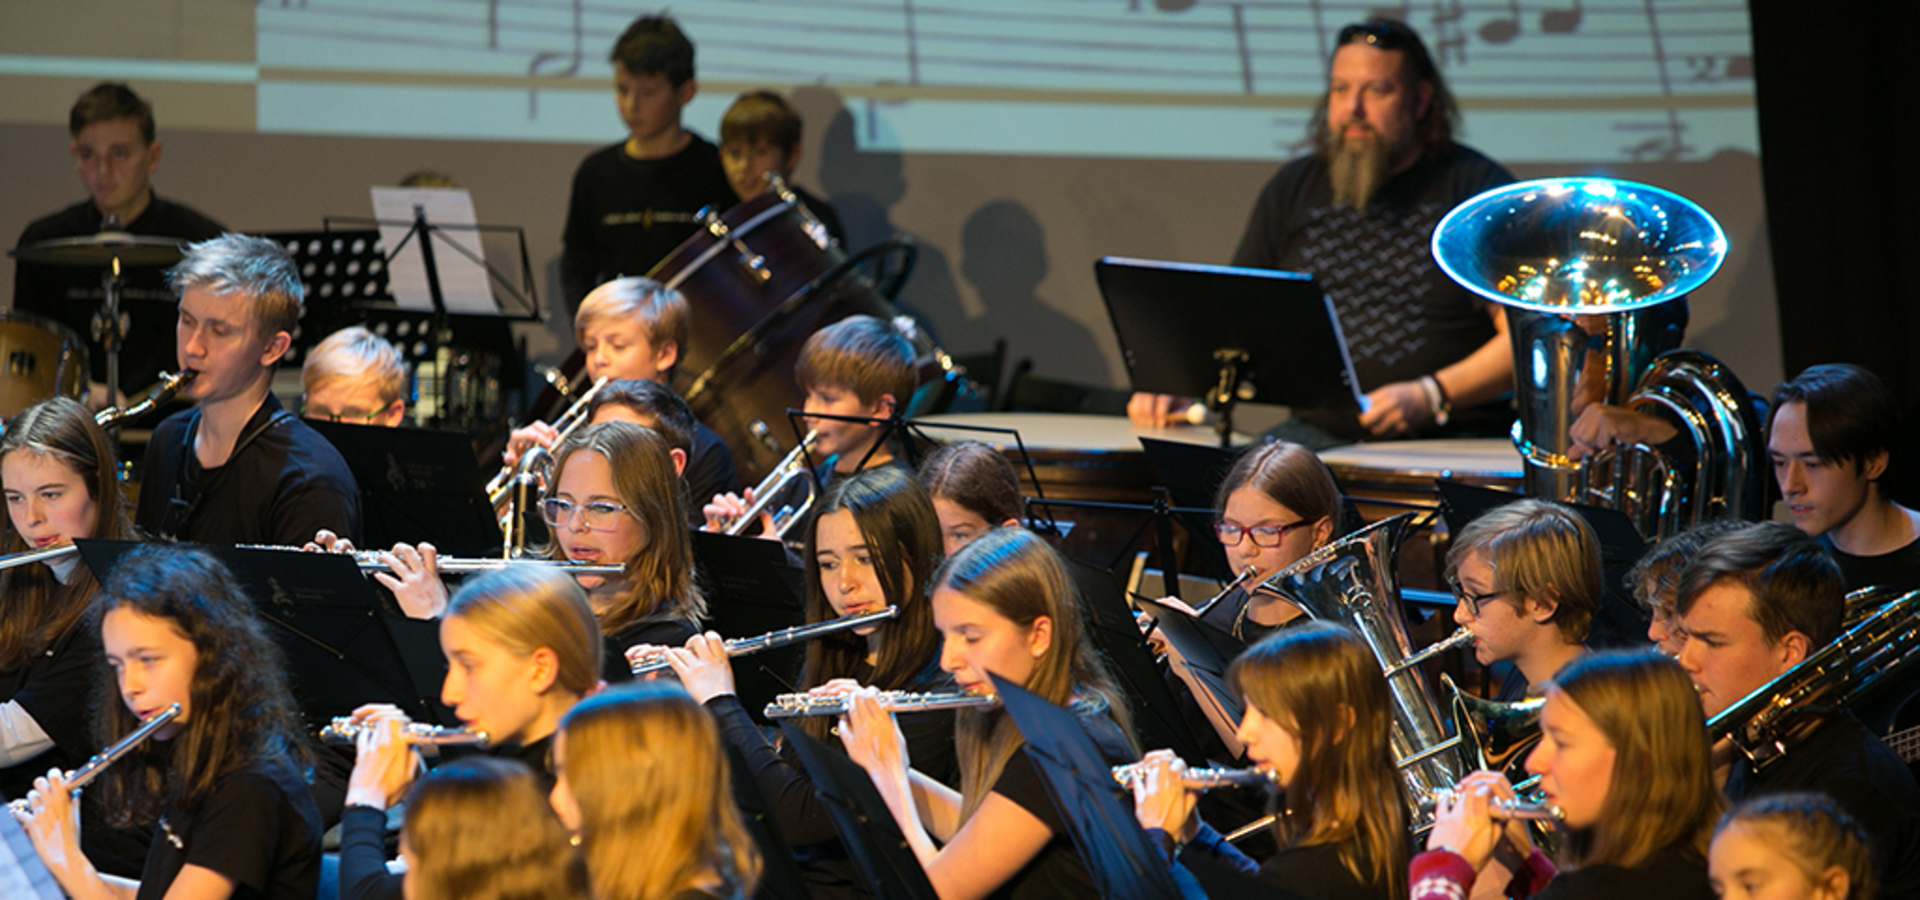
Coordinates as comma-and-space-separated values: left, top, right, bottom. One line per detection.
1228, 622, 1408, 897
0, 397, 137, 668
1214, 439, 1342, 531
1551, 650, 1720, 869
402, 757, 588, 900
797, 467, 945, 741
446, 565, 604, 701
918, 440, 1023, 526
933, 528, 1132, 821
92, 545, 308, 828
548, 421, 705, 635
559, 683, 762, 900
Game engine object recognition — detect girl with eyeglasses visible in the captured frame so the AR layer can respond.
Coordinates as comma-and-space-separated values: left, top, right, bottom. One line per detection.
1189, 440, 1340, 645
356, 421, 703, 682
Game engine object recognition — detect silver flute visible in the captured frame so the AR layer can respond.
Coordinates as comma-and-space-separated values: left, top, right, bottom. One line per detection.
1426, 787, 1565, 822
1110, 763, 1278, 791
318, 719, 489, 747
234, 544, 625, 575
765, 689, 998, 718
7, 703, 181, 815
0, 544, 81, 572
630, 606, 900, 676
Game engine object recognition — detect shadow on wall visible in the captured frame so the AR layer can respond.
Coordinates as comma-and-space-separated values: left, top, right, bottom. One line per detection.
959, 200, 1106, 385
791, 87, 973, 355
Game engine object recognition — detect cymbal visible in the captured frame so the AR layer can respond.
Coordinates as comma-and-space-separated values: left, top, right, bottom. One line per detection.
10, 232, 188, 268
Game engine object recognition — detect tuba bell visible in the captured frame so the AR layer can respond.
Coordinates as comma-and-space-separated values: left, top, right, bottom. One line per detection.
1264, 512, 1462, 808
1431, 178, 1762, 540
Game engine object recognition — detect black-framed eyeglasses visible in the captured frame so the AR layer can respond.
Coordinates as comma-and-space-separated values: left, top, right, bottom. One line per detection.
299, 400, 392, 424
1337, 21, 1412, 50
1446, 576, 1509, 617
1214, 520, 1312, 548
540, 498, 633, 531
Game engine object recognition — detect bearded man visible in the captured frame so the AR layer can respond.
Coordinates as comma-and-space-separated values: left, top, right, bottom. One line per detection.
1130, 19, 1516, 444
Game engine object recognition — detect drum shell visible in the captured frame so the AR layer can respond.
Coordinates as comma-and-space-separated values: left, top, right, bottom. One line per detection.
0, 312, 89, 418
650, 193, 886, 483
1318, 438, 1524, 590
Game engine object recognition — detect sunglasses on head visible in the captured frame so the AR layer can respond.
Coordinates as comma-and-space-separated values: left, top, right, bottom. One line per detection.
1337, 20, 1413, 50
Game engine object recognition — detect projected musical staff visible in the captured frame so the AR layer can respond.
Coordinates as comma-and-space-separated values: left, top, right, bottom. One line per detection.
251, 0, 1754, 163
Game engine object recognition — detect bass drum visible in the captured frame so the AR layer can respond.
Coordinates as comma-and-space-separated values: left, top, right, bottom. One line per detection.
0, 312, 88, 419
652, 185, 924, 484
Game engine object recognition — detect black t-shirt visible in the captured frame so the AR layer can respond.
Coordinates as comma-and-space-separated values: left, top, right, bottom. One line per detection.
135, 392, 363, 545
0, 610, 99, 799
13, 193, 226, 394
1532, 846, 1713, 900
560, 134, 737, 312
1822, 533, 1920, 594
1259, 841, 1390, 900
135, 756, 322, 900
685, 419, 743, 527
1725, 714, 1920, 899
1231, 144, 1514, 440
987, 711, 1136, 900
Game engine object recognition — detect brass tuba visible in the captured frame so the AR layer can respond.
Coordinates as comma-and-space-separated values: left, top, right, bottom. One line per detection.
1264, 513, 1462, 806
1709, 589, 1920, 771
1431, 178, 1762, 540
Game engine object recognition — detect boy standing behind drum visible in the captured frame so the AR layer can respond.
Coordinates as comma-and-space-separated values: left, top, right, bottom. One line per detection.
718, 90, 846, 247
559, 13, 735, 314
704, 314, 916, 535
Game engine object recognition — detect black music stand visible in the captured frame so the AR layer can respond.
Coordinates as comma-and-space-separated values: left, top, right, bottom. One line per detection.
780, 725, 938, 900
1096, 257, 1368, 447
309, 421, 501, 557
691, 532, 808, 721
74, 541, 453, 728
1139, 436, 1244, 581
987, 674, 1188, 900
893, 416, 1063, 535
1065, 559, 1209, 768
1135, 595, 1248, 728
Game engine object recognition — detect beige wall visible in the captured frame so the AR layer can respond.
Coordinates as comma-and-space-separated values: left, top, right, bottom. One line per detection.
0, 87, 1782, 401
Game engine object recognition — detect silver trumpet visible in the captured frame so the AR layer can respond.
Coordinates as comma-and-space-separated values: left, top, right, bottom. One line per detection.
721, 430, 819, 539
765, 689, 997, 718
7, 703, 180, 815
318, 718, 489, 747
1383, 627, 1476, 678
1110, 763, 1277, 791
235, 544, 626, 576
489, 377, 610, 554
630, 606, 899, 676
96, 369, 195, 428
1427, 787, 1565, 823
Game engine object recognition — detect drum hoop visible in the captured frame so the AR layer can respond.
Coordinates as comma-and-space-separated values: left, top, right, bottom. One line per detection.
0, 310, 87, 347
662, 201, 794, 292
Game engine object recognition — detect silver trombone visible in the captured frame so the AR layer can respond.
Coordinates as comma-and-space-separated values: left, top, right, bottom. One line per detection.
489, 377, 611, 556
720, 430, 819, 539
234, 544, 625, 576
764, 689, 997, 718
8, 703, 180, 815
318, 718, 488, 747
630, 606, 899, 676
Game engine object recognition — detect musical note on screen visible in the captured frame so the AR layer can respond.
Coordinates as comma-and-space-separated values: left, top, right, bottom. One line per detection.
525, 0, 583, 118
1540, 0, 1583, 34
1479, 0, 1521, 44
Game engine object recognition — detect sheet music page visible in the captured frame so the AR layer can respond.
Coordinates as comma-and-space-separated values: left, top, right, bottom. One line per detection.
369, 187, 497, 314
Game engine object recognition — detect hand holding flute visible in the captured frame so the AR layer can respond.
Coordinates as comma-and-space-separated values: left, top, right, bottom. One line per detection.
306, 530, 450, 619
1127, 749, 1203, 844
341, 704, 430, 812
1424, 771, 1540, 872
